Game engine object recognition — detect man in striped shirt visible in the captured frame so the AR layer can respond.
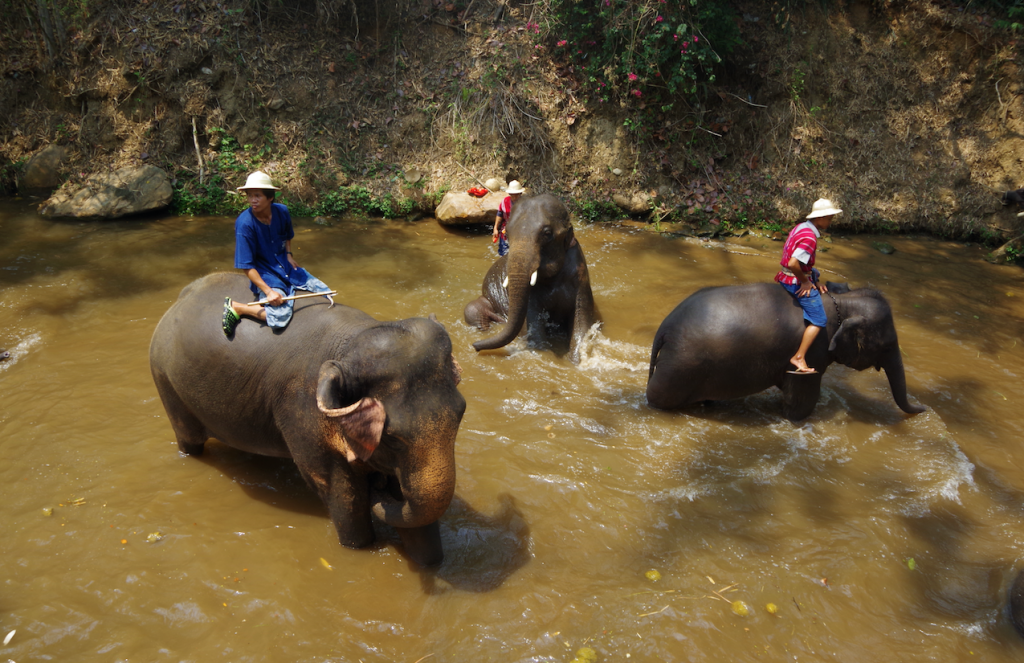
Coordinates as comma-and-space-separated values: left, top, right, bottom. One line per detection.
774, 198, 842, 375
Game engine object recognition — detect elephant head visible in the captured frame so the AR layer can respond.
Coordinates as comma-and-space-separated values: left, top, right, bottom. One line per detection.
316, 319, 466, 530
827, 290, 926, 414
473, 194, 578, 353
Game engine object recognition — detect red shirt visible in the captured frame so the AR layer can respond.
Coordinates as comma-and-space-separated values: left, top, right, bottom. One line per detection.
774, 221, 819, 285
496, 196, 513, 235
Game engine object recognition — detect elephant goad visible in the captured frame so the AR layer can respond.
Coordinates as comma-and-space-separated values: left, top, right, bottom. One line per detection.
464, 194, 598, 364
150, 273, 466, 567
646, 282, 926, 421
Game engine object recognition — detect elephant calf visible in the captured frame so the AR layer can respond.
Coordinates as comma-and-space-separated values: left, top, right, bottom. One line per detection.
465, 194, 598, 364
150, 273, 466, 566
646, 282, 926, 421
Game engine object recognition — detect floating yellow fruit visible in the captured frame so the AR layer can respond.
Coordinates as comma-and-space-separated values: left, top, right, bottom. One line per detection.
766, 603, 778, 615
41, 507, 53, 516
731, 600, 750, 616
320, 557, 333, 570
575, 647, 597, 663
147, 532, 163, 543
645, 569, 662, 582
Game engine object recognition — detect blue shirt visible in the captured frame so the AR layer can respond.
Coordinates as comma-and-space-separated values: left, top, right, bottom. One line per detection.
234, 203, 296, 296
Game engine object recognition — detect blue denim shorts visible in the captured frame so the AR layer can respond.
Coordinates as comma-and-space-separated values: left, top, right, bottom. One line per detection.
263, 272, 332, 328
781, 282, 827, 327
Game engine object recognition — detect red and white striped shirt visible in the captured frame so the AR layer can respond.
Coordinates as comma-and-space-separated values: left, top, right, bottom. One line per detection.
774, 220, 820, 285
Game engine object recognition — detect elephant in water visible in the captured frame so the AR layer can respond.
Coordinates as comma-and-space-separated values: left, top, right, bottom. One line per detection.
464, 194, 597, 364
150, 273, 467, 567
646, 282, 926, 421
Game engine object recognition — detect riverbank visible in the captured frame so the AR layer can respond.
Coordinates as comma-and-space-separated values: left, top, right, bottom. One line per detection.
3, 0, 1024, 255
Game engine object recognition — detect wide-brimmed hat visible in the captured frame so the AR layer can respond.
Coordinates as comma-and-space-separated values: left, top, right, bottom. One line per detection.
806, 198, 842, 219
506, 180, 526, 194
237, 171, 280, 191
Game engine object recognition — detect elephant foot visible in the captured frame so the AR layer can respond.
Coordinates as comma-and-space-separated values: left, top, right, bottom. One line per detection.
396, 521, 443, 567
177, 439, 205, 455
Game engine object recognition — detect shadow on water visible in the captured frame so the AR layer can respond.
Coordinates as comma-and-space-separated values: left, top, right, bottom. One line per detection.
190, 441, 532, 593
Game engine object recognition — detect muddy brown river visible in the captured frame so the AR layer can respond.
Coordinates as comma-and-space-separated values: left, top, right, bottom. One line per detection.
3, 197, 1024, 661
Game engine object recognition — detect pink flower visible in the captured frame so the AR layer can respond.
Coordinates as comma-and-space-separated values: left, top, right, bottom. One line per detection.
655, 15, 663, 22
693, 35, 698, 42
683, 41, 689, 48
632, 89, 642, 97
628, 72, 638, 81
557, 40, 567, 46
673, 34, 678, 41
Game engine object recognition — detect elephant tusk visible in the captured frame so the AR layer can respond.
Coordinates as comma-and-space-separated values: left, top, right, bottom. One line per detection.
502, 275, 508, 289
530, 271, 538, 286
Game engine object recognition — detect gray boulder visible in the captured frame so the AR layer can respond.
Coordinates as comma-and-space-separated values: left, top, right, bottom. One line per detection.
20, 145, 67, 190
435, 190, 505, 225
39, 165, 173, 219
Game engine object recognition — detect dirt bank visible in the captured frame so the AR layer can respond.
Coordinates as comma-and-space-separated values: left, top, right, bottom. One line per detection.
2, 0, 1024, 245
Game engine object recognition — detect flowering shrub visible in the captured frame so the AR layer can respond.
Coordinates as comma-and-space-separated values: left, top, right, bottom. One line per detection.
546, 0, 741, 105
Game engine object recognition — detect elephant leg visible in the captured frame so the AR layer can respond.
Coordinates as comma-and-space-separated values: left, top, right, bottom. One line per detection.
781, 373, 823, 421
464, 296, 505, 331
395, 521, 444, 567
153, 374, 207, 455
306, 464, 375, 549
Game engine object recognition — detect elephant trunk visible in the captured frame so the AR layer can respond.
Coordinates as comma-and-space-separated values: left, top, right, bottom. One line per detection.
371, 446, 456, 529
881, 347, 926, 414
473, 254, 536, 352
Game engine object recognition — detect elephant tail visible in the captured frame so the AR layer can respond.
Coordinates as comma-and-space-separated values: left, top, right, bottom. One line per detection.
649, 327, 666, 381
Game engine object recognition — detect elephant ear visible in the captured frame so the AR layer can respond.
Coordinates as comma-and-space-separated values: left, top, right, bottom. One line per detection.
316, 360, 386, 463
826, 281, 851, 294
828, 315, 866, 366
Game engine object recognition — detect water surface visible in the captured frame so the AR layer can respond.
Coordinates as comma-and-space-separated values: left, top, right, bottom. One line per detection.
2, 198, 1024, 661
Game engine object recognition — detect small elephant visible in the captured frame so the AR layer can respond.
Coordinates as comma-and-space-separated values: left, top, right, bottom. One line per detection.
150, 273, 466, 566
646, 282, 926, 421
466, 194, 597, 363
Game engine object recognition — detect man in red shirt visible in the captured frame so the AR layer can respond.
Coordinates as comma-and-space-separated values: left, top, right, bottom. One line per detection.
774, 198, 842, 374
492, 180, 524, 256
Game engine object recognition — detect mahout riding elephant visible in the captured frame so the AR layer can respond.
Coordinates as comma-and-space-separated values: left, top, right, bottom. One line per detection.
150, 272, 466, 567
465, 193, 597, 363
646, 282, 926, 421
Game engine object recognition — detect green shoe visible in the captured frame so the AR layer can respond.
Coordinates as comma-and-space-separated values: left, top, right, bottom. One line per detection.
222, 297, 240, 336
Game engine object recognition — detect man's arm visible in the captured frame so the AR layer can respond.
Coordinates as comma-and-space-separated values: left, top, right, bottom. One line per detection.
246, 268, 284, 306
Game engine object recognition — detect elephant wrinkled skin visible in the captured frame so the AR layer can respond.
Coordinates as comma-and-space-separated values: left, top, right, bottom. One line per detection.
646, 282, 926, 421
149, 272, 466, 566
465, 194, 597, 363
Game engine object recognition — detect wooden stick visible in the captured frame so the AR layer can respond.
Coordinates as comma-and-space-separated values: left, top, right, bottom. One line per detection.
251, 290, 337, 307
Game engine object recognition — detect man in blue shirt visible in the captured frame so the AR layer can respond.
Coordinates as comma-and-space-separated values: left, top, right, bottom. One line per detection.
222, 171, 334, 336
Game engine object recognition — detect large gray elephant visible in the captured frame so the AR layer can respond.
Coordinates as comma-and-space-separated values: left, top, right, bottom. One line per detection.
149, 272, 466, 566
646, 282, 926, 421
465, 194, 597, 364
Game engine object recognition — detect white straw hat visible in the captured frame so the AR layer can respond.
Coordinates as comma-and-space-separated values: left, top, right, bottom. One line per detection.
506, 180, 526, 194
237, 171, 280, 191
806, 198, 842, 219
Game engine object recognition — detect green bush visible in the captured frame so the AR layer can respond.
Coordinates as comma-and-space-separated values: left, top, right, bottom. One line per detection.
546, 0, 742, 106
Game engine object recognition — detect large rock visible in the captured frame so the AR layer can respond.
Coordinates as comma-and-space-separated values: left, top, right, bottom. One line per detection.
612, 191, 652, 216
20, 145, 67, 190
435, 190, 506, 225
39, 165, 173, 219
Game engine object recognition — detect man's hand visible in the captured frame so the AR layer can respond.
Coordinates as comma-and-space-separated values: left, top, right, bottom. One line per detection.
796, 280, 815, 297
264, 289, 285, 306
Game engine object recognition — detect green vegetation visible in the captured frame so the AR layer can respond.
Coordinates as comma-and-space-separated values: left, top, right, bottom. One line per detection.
546, 0, 742, 107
